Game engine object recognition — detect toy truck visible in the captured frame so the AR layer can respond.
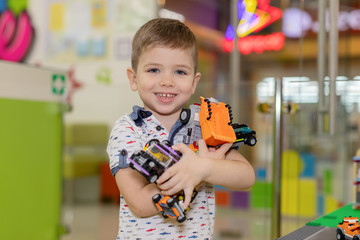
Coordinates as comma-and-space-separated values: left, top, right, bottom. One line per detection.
336, 217, 360, 240
232, 123, 257, 147
180, 97, 257, 151
129, 140, 181, 183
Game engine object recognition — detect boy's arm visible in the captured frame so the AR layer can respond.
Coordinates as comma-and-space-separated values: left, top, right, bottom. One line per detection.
115, 167, 160, 217
108, 119, 161, 218
156, 139, 255, 209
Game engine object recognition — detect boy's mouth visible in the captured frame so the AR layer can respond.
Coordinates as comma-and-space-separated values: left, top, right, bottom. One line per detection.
155, 93, 176, 102
156, 93, 175, 98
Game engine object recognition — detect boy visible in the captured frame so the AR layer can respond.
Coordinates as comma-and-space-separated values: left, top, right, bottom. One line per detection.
107, 18, 255, 239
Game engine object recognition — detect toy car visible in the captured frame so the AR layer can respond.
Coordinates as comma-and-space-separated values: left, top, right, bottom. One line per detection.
336, 217, 360, 240
152, 190, 198, 223
152, 193, 186, 223
129, 140, 181, 183
232, 123, 257, 147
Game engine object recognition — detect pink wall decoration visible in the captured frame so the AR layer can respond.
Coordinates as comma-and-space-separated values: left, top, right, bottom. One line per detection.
0, 10, 34, 62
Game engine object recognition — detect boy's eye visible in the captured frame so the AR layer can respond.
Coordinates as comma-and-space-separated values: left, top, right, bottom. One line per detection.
148, 68, 159, 73
175, 70, 186, 75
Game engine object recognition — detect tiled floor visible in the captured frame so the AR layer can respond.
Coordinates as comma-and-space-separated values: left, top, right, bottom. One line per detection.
61, 203, 119, 240
60, 202, 305, 240
60, 177, 311, 240
60, 202, 313, 240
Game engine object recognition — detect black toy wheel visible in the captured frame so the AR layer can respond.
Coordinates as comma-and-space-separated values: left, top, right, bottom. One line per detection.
167, 197, 175, 207
147, 139, 160, 147
246, 136, 257, 146
354, 236, 360, 240
149, 174, 158, 183
152, 194, 162, 203
162, 140, 171, 146
177, 215, 186, 223
180, 108, 191, 125
336, 229, 345, 240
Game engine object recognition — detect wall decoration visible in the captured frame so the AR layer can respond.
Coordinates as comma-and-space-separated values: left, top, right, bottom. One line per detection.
223, 0, 284, 55
0, 0, 34, 62
66, 67, 83, 104
113, 0, 155, 34
114, 37, 132, 60
96, 66, 111, 85
91, 0, 107, 28
48, 2, 64, 31
44, 0, 156, 62
45, 0, 109, 62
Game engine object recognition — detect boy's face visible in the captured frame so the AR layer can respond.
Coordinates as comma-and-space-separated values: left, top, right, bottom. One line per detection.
127, 46, 201, 118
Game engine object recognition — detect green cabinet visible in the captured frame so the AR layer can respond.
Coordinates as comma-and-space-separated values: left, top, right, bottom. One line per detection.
0, 61, 65, 240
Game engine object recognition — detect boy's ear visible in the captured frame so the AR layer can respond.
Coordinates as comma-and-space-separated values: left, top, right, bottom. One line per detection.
127, 68, 138, 91
191, 72, 201, 94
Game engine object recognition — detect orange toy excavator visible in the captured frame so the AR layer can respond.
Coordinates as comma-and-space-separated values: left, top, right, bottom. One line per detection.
199, 97, 236, 147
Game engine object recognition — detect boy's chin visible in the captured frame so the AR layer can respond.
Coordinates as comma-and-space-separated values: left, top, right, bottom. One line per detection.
153, 106, 182, 116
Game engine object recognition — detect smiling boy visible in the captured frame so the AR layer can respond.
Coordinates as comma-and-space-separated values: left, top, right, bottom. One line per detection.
107, 18, 255, 239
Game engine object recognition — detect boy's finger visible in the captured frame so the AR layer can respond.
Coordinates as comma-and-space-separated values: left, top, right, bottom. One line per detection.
172, 143, 192, 155
157, 174, 179, 191
197, 139, 207, 150
156, 168, 173, 184
208, 147, 216, 152
172, 143, 186, 151
182, 188, 193, 210
160, 184, 181, 196
217, 142, 232, 154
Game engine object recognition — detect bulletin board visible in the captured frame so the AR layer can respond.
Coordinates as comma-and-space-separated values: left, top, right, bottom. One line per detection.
45, 0, 156, 62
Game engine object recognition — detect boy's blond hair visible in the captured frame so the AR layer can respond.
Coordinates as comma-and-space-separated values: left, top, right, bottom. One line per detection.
131, 18, 198, 72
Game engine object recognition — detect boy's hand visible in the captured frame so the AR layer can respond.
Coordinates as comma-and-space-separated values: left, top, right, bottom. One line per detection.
156, 139, 232, 209
156, 143, 201, 209
197, 139, 232, 160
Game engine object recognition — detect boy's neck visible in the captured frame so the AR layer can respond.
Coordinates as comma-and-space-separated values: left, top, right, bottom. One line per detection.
151, 111, 180, 133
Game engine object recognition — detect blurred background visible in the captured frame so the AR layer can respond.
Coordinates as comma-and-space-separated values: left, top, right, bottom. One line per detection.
1, 0, 360, 239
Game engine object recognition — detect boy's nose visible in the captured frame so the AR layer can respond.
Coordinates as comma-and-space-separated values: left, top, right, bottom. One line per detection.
159, 76, 175, 87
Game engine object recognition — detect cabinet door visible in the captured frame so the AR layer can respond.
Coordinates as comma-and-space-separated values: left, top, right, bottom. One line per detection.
0, 98, 63, 240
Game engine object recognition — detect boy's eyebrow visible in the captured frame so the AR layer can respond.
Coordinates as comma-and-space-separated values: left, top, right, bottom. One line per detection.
175, 64, 192, 70
143, 63, 193, 70
143, 63, 161, 68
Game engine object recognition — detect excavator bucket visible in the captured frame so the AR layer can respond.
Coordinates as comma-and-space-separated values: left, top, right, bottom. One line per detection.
199, 96, 236, 146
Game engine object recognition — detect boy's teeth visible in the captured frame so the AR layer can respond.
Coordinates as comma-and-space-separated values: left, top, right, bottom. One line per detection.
157, 93, 174, 97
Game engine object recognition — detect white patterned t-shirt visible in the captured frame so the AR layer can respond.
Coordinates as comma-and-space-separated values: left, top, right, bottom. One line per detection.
107, 106, 215, 240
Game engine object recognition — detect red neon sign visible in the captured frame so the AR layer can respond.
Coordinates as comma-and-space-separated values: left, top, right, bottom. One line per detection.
252, 0, 282, 33
222, 32, 285, 54
0, 10, 34, 62
224, 0, 283, 54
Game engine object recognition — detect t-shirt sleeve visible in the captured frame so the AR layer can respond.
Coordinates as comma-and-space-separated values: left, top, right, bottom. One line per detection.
107, 117, 143, 177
